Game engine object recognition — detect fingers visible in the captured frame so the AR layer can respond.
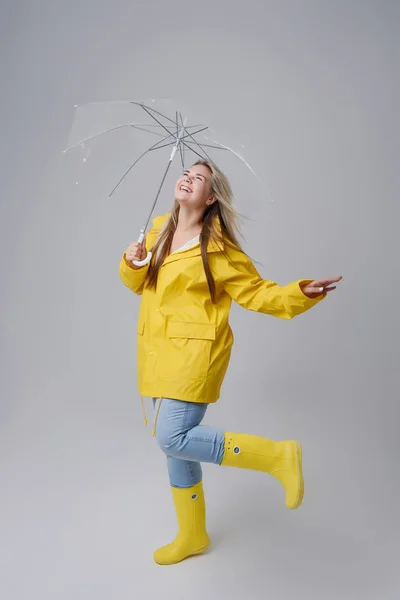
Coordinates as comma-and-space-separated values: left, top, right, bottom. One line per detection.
126, 251, 140, 262
315, 277, 343, 286
125, 241, 146, 263
308, 281, 326, 293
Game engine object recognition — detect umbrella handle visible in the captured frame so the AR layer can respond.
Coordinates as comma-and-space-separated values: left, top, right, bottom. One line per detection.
132, 252, 152, 267
132, 230, 152, 267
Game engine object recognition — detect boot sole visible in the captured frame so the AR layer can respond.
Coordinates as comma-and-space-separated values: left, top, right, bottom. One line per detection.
154, 543, 210, 565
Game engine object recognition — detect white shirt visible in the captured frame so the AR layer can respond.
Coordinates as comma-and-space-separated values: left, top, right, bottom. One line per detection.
171, 234, 200, 254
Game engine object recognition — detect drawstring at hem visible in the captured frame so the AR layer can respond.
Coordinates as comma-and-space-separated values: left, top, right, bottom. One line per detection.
140, 395, 148, 425
140, 395, 162, 437
152, 398, 162, 437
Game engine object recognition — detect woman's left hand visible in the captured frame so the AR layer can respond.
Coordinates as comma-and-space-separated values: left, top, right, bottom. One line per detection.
300, 276, 343, 298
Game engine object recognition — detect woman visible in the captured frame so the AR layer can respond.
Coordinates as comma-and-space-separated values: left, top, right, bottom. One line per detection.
119, 159, 341, 565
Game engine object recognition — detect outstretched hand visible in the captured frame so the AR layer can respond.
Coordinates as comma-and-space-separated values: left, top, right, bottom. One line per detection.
300, 276, 342, 298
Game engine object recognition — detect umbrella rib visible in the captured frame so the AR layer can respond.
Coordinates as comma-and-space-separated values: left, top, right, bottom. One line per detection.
179, 126, 212, 162
64, 121, 178, 151
148, 126, 209, 152
75, 99, 202, 128
131, 101, 190, 130
148, 142, 177, 151
178, 140, 208, 161
108, 132, 176, 197
140, 104, 182, 141
183, 141, 229, 150
139, 106, 209, 152
65, 107, 208, 156
133, 122, 205, 131
160, 124, 212, 161
130, 125, 175, 138
64, 123, 138, 152
209, 139, 259, 176
148, 136, 178, 152
142, 124, 209, 154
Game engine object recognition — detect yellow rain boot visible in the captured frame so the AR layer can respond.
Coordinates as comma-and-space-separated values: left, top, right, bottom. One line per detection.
221, 433, 304, 509
153, 481, 210, 565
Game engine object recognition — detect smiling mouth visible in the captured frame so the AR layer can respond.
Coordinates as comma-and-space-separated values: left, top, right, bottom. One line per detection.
180, 184, 192, 193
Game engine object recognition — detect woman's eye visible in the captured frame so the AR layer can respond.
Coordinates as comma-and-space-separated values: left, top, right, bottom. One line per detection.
196, 176, 202, 181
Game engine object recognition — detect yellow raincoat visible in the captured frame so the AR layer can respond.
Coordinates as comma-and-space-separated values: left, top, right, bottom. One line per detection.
119, 213, 326, 404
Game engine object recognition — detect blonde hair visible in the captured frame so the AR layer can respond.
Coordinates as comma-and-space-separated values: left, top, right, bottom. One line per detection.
146, 159, 246, 303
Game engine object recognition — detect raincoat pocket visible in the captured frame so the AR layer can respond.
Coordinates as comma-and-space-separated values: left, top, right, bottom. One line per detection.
159, 320, 216, 380
167, 321, 216, 341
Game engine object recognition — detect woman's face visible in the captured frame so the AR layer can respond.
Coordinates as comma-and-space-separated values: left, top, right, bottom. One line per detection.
174, 164, 214, 209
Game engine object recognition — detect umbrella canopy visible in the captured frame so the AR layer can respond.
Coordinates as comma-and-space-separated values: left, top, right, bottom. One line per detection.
64, 98, 270, 265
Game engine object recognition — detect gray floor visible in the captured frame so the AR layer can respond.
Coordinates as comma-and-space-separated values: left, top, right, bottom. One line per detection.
1, 386, 399, 600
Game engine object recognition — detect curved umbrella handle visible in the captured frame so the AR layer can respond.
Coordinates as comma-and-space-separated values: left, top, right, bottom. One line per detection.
132, 229, 152, 267
132, 251, 152, 267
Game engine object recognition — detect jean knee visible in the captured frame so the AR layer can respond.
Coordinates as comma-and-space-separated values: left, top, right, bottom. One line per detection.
155, 425, 179, 455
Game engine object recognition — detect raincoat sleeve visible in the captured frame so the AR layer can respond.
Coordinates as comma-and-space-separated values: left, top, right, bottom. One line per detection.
119, 253, 149, 295
119, 217, 162, 295
219, 246, 326, 319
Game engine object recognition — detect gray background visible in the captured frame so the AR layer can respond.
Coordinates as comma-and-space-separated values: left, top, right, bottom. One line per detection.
1, 1, 399, 599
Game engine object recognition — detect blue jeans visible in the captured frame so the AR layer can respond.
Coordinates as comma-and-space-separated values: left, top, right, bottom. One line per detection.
152, 398, 225, 488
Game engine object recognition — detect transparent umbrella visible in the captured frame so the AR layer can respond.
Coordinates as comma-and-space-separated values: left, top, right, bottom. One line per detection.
64, 98, 270, 266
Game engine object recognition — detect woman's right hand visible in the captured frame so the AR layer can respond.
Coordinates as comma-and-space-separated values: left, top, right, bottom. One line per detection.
124, 238, 147, 269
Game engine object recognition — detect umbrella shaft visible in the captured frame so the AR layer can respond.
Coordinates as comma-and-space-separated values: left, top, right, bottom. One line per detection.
142, 157, 174, 234
140, 117, 186, 238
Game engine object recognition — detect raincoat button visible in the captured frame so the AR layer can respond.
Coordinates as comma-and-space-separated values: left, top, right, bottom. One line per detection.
149, 352, 154, 356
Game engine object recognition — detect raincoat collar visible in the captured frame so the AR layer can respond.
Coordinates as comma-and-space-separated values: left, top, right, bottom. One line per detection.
156, 212, 225, 266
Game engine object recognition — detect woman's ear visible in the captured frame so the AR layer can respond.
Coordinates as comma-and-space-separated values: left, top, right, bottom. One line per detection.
206, 196, 216, 206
